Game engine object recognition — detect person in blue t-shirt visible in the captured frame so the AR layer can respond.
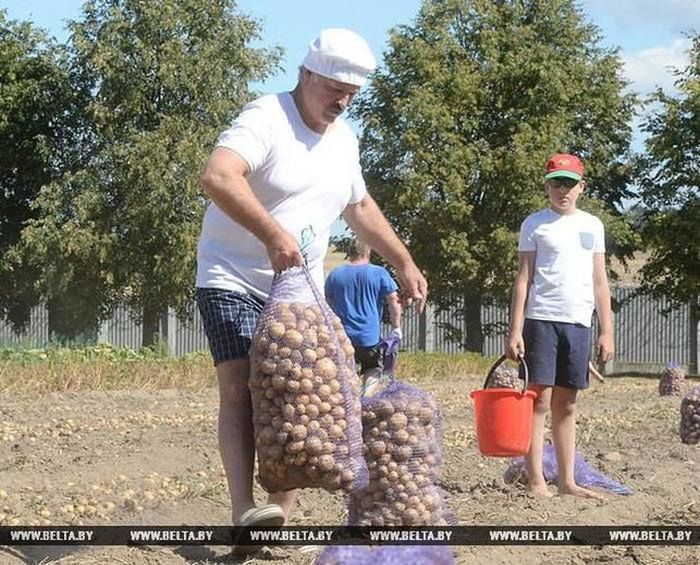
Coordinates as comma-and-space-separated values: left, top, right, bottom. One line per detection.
325, 238, 402, 376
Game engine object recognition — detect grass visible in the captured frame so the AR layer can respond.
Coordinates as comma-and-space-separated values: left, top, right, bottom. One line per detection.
0, 345, 216, 395
0, 345, 493, 395
394, 351, 495, 384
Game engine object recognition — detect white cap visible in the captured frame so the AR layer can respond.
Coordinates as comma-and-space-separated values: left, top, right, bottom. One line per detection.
302, 28, 376, 87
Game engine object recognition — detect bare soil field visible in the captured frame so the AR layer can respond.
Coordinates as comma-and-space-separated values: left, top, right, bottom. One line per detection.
1, 370, 699, 565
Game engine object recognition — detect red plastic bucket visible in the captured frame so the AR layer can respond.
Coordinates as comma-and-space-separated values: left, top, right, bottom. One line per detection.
471, 355, 537, 457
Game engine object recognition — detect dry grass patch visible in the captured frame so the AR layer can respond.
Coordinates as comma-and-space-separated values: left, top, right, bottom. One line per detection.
0, 347, 216, 395
0, 346, 495, 395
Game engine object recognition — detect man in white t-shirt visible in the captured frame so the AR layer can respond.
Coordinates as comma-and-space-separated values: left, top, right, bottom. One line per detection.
506, 153, 614, 500
195, 28, 427, 548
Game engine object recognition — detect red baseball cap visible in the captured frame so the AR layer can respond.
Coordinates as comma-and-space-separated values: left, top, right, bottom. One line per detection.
545, 153, 584, 181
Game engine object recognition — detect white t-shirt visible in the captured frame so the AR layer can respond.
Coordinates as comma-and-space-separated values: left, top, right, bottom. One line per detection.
518, 208, 605, 327
196, 92, 367, 299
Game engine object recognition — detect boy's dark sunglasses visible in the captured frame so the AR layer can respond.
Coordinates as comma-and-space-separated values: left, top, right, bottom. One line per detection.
547, 177, 579, 189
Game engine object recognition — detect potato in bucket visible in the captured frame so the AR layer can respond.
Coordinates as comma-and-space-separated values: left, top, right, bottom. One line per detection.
471, 354, 537, 457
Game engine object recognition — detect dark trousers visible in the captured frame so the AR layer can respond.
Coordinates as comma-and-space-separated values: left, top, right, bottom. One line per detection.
353, 343, 382, 375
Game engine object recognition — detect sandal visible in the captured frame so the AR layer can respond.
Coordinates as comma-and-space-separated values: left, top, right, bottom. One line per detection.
239, 503, 285, 527
231, 504, 285, 556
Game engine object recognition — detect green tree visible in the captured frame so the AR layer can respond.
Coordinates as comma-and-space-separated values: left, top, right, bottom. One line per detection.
636, 35, 699, 314
352, 0, 639, 352
19, 0, 281, 345
0, 11, 88, 334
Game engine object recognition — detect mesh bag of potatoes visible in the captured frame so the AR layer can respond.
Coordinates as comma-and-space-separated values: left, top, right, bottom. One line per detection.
250, 266, 368, 494
680, 384, 700, 444
659, 363, 685, 396
347, 380, 456, 526
315, 545, 455, 565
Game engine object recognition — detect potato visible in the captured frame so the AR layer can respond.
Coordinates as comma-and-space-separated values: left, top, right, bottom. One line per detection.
292, 424, 307, 441
287, 440, 305, 454
271, 375, 286, 391
341, 469, 356, 486
370, 441, 386, 457
268, 322, 286, 338
303, 349, 318, 364
390, 412, 408, 430
304, 437, 323, 456
282, 329, 303, 349
315, 358, 338, 380
318, 454, 335, 472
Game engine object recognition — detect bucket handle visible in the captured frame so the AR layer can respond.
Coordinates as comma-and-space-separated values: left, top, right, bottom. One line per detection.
483, 354, 530, 394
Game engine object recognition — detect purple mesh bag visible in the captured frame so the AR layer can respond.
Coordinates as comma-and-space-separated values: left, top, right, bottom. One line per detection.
504, 444, 633, 495
348, 376, 457, 526
379, 334, 400, 376
315, 545, 456, 565
250, 266, 368, 494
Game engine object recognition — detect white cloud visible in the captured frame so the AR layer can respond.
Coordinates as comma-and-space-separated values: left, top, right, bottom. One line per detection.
622, 38, 691, 95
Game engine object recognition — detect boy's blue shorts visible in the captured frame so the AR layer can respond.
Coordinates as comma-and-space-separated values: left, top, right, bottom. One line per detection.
520, 318, 592, 390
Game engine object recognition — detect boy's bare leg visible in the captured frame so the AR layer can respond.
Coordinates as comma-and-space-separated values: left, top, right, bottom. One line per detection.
526, 385, 554, 497
551, 386, 605, 500
217, 360, 299, 524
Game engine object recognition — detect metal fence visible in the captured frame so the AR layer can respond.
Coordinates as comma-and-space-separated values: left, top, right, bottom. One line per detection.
386, 288, 697, 374
1, 287, 697, 374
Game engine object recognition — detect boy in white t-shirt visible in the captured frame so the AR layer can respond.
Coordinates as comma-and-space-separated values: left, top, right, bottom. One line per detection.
195, 28, 427, 551
506, 153, 614, 499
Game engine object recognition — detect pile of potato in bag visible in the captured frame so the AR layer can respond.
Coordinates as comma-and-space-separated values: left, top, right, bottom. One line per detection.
250, 266, 368, 493
348, 380, 456, 526
680, 384, 700, 444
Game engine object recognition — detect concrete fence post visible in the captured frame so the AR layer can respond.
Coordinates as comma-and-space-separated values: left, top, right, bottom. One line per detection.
159, 309, 177, 356
418, 303, 435, 353
690, 299, 698, 375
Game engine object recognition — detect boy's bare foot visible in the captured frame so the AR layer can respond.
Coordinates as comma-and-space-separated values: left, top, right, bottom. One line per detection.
558, 484, 606, 500
527, 483, 554, 497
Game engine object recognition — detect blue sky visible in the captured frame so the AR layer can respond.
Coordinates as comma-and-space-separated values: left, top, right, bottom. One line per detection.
3, 0, 697, 97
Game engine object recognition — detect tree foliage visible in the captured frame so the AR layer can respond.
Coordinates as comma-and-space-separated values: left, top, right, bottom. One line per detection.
352, 0, 639, 351
0, 11, 87, 332
636, 35, 700, 312
12, 0, 281, 344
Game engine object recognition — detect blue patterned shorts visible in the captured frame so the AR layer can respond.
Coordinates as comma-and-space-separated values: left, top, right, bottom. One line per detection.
196, 287, 265, 366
